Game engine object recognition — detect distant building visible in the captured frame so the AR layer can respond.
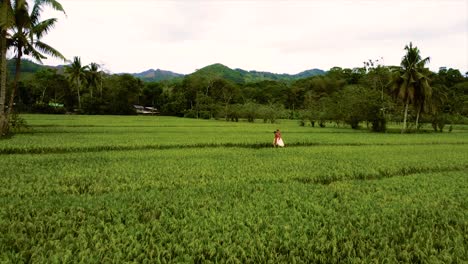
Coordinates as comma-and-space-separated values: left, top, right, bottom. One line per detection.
133, 105, 160, 115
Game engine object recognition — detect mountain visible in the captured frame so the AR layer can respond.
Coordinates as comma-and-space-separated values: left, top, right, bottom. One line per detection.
131, 69, 185, 82
7, 59, 185, 82
6, 59, 70, 80
293, 69, 327, 79
236, 68, 325, 83
188, 63, 325, 84
8, 59, 325, 83
189, 63, 245, 83
6, 59, 54, 80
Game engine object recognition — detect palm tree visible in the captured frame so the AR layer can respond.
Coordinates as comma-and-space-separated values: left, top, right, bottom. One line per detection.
65, 56, 88, 110
412, 67, 432, 129
391, 42, 431, 133
0, 0, 65, 136
86, 62, 101, 98
0, 0, 13, 136
428, 85, 449, 131
7, 0, 66, 115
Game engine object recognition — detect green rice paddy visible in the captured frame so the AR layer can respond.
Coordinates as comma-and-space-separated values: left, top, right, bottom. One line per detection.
1, 115, 467, 263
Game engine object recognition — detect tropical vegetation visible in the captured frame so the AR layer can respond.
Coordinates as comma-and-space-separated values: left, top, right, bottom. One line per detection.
0, 0, 65, 136
3, 43, 467, 136
391, 42, 432, 133
0, 1, 467, 262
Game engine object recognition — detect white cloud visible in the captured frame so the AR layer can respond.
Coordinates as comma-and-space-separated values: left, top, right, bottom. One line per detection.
35, 0, 468, 74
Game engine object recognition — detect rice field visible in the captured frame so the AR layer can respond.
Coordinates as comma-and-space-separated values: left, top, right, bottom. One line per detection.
0, 114, 467, 263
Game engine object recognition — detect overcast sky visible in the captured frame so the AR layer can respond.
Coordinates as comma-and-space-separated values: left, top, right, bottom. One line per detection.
35, 0, 468, 75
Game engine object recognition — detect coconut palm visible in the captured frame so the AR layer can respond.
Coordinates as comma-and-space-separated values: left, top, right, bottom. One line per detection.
391, 42, 431, 133
7, 0, 66, 115
86, 62, 101, 98
0, 0, 14, 135
65, 56, 88, 110
0, 0, 65, 136
412, 67, 432, 129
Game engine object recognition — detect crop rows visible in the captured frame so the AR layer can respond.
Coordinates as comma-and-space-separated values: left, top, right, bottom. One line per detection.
0, 115, 467, 262
1, 144, 468, 196
1, 115, 467, 155
1, 170, 466, 262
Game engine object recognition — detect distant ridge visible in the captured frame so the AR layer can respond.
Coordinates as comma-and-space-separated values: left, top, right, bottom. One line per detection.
187, 63, 325, 84
234, 67, 325, 83
8, 59, 326, 83
6, 59, 57, 80
131, 69, 185, 82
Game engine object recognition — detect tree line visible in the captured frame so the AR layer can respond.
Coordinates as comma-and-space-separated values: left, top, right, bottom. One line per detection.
1, 0, 467, 136
15, 50, 468, 133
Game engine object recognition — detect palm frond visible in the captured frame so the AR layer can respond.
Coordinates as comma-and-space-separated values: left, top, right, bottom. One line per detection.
421, 79, 432, 97
0, 0, 16, 29
28, 46, 46, 63
32, 18, 57, 38
414, 71, 425, 81
398, 84, 407, 100
30, 2, 43, 25
36, 0, 66, 16
13, 0, 28, 11
416, 56, 430, 68
12, 2, 30, 30
70, 56, 82, 68
89, 62, 100, 72
34, 40, 66, 61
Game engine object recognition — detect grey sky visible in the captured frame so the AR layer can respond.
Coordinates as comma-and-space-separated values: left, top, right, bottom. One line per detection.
38, 0, 468, 74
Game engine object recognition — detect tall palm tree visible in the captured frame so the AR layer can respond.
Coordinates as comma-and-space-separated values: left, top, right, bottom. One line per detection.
0, 0, 14, 136
391, 42, 431, 133
65, 56, 88, 110
86, 62, 101, 98
412, 67, 432, 129
0, 0, 65, 136
7, 0, 66, 115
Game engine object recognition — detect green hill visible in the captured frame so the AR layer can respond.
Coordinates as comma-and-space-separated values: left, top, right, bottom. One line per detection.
188, 63, 325, 84
237, 68, 325, 82
6, 59, 52, 80
131, 69, 185, 82
189, 63, 245, 83
7, 59, 325, 83
294, 69, 326, 79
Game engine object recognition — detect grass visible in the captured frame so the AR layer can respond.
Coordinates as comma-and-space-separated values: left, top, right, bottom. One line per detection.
0, 114, 467, 263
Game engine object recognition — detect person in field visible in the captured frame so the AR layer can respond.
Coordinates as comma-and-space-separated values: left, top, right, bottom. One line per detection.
273, 129, 285, 147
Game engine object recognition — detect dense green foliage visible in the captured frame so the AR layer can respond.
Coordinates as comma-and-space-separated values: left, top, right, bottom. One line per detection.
1, 115, 467, 262
0, 0, 66, 137
11, 61, 468, 132
5, 45, 468, 134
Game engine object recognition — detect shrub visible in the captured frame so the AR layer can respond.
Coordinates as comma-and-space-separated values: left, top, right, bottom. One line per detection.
184, 110, 197, 118
31, 103, 66, 114
199, 111, 211, 119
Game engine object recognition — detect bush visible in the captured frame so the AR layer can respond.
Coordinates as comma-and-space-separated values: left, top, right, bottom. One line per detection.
9, 112, 30, 133
199, 111, 211, 120
371, 116, 387, 132
184, 110, 197, 118
81, 96, 104, 115
347, 116, 360, 129
31, 103, 66, 114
